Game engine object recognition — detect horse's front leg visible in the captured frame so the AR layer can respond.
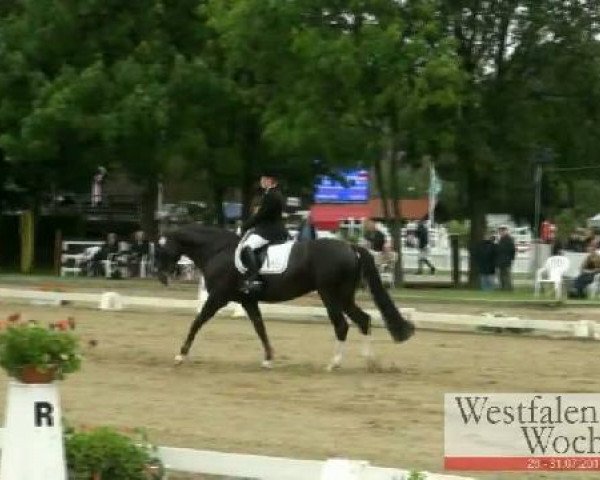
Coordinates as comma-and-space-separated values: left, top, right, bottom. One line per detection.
241, 300, 274, 369
175, 293, 227, 365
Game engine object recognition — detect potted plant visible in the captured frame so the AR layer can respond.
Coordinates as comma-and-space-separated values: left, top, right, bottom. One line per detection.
0, 321, 81, 383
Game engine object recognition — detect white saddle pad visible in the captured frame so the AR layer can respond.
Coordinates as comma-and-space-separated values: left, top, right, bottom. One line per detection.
235, 241, 295, 275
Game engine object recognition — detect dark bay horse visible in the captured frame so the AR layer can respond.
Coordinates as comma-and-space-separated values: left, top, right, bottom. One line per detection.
156, 224, 414, 369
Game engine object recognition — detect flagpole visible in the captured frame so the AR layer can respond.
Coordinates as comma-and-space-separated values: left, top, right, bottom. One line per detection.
428, 163, 435, 228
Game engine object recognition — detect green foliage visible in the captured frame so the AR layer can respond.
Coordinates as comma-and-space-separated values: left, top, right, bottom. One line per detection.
0, 0, 599, 249
0, 324, 81, 380
446, 219, 470, 248
554, 209, 585, 242
407, 471, 426, 480
65, 427, 164, 480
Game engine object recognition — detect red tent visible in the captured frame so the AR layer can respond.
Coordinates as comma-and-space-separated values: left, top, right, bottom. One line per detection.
310, 198, 429, 231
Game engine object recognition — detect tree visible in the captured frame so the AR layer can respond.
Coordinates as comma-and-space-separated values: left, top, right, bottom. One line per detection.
438, 0, 600, 284
258, 0, 463, 282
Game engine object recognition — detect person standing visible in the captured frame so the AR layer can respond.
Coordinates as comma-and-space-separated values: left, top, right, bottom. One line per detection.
298, 212, 317, 241
496, 225, 516, 291
91, 166, 107, 207
475, 234, 497, 291
416, 219, 435, 275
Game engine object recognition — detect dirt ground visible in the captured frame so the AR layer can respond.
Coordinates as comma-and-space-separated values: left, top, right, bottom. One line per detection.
1, 300, 600, 480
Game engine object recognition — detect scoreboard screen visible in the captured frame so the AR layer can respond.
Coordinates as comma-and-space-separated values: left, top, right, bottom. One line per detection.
314, 169, 370, 203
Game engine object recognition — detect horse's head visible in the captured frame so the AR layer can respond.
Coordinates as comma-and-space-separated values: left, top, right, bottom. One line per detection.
155, 235, 181, 286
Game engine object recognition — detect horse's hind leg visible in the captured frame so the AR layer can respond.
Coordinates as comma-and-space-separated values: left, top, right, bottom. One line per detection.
241, 300, 274, 368
318, 289, 349, 371
336, 274, 374, 361
344, 303, 374, 361
176, 294, 226, 365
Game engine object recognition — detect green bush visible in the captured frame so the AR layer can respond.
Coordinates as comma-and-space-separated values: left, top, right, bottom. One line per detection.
0, 324, 81, 380
65, 427, 164, 480
446, 219, 470, 248
407, 471, 426, 480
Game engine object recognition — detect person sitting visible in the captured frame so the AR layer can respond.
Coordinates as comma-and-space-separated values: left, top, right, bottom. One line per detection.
238, 170, 288, 294
129, 230, 150, 277
568, 241, 600, 298
362, 219, 396, 269
363, 218, 385, 253
91, 233, 121, 277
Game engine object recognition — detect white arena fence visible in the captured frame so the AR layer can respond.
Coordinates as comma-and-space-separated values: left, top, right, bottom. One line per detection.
0, 287, 599, 341
0, 427, 472, 480
401, 248, 532, 275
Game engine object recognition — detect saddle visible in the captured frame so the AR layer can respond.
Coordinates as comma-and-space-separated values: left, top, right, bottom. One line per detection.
234, 240, 295, 275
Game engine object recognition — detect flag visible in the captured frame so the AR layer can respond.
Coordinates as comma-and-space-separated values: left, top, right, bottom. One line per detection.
428, 164, 442, 227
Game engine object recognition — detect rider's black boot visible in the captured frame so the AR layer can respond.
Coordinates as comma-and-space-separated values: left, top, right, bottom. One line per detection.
241, 247, 263, 294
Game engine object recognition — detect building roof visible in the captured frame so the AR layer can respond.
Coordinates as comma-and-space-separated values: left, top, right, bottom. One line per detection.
310, 198, 429, 230
367, 198, 429, 220
309, 203, 371, 231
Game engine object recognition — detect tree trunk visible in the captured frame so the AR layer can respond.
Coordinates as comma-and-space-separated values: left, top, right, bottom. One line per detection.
242, 158, 254, 221
0, 148, 6, 210
19, 210, 34, 274
213, 184, 226, 226
373, 156, 390, 220
241, 121, 259, 221
467, 166, 487, 288
141, 180, 158, 239
388, 143, 404, 286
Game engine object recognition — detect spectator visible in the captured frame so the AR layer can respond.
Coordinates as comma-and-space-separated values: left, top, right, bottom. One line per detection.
363, 218, 386, 252
568, 241, 600, 298
129, 230, 150, 277
91, 166, 107, 207
416, 219, 435, 275
496, 225, 516, 291
362, 218, 396, 272
298, 213, 317, 241
91, 233, 120, 277
540, 219, 557, 244
475, 233, 497, 291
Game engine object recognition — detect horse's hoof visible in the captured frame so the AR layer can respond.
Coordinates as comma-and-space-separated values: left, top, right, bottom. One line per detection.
174, 354, 186, 366
366, 357, 382, 372
261, 360, 273, 369
326, 363, 341, 372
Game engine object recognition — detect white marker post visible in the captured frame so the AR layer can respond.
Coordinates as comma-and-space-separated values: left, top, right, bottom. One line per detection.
0, 380, 67, 479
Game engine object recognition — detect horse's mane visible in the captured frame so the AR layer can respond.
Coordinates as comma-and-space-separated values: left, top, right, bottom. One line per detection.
170, 223, 239, 249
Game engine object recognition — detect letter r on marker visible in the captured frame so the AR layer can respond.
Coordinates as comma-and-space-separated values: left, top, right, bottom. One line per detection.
34, 402, 54, 427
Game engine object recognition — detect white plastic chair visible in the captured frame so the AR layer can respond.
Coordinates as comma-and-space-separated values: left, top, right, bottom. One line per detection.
534, 255, 570, 300
587, 273, 600, 299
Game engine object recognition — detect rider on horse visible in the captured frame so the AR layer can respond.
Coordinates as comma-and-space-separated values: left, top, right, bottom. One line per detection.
239, 170, 288, 294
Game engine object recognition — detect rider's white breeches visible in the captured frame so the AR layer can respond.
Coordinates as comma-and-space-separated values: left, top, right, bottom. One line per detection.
243, 234, 269, 250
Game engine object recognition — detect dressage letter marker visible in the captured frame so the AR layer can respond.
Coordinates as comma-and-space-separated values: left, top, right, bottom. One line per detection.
34, 401, 55, 427
1, 381, 67, 479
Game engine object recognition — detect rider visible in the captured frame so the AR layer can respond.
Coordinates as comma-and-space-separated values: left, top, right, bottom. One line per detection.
239, 170, 288, 294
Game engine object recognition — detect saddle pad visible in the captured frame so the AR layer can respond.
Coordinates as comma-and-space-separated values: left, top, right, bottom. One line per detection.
235, 241, 295, 275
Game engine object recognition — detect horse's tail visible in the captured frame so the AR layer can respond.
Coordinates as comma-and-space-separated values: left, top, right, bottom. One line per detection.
353, 246, 415, 342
